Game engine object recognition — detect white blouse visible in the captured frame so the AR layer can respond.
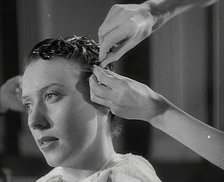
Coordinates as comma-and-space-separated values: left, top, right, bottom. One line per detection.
36, 153, 161, 182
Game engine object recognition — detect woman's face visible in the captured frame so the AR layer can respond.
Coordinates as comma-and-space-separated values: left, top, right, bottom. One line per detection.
22, 58, 103, 168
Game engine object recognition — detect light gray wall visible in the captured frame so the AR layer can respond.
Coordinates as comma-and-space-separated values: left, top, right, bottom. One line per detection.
36, 0, 117, 41
149, 9, 209, 162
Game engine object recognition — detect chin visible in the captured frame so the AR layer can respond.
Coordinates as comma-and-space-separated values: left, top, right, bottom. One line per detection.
42, 146, 85, 168
45, 157, 61, 167
43, 152, 65, 167
44, 153, 77, 168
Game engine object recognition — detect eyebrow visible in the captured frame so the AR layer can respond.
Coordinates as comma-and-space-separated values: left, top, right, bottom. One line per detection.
22, 83, 65, 101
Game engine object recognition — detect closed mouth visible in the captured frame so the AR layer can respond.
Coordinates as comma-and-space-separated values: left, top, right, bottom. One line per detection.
38, 136, 59, 150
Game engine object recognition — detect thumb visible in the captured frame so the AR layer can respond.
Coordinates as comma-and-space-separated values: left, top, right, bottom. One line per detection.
99, 25, 129, 62
100, 57, 117, 68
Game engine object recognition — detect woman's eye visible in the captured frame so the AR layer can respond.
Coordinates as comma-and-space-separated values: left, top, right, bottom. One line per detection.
24, 103, 32, 113
45, 92, 61, 103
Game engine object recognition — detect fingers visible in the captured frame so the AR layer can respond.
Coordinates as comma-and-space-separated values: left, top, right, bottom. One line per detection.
99, 17, 143, 65
99, 24, 131, 62
89, 74, 113, 97
100, 17, 152, 68
98, 4, 123, 40
90, 94, 111, 108
1, 75, 25, 113
4, 75, 22, 91
89, 74, 112, 107
98, 4, 132, 62
8, 75, 21, 84
91, 65, 120, 88
99, 3, 154, 66
89, 66, 125, 108
100, 37, 138, 68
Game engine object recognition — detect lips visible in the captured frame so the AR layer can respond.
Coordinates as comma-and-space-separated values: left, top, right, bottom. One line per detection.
38, 136, 59, 151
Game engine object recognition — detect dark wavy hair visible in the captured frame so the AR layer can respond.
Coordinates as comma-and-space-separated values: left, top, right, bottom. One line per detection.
26, 35, 112, 71
25, 35, 120, 137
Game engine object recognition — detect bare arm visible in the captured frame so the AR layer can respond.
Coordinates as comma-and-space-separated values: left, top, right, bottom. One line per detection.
151, 96, 224, 169
99, 0, 218, 67
89, 66, 224, 170
145, 0, 217, 16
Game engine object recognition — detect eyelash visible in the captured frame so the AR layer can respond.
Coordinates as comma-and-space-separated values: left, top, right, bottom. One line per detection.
23, 92, 62, 113
24, 103, 32, 113
45, 92, 61, 103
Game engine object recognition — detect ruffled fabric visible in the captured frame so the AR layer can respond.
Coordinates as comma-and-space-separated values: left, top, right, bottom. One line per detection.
36, 153, 161, 182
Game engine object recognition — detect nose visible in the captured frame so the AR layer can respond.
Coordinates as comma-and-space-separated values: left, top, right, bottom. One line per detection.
28, 105, 51, 130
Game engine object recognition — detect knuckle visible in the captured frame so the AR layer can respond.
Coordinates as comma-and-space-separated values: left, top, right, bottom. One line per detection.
109, 4, 123, 15
112, 4, 120, 10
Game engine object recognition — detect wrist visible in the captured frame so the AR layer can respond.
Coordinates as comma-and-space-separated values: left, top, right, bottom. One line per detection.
146, 93, 171, 126
143, 90, 168, 122
144, 0, 196, 15
141, 1, 173, 32
142, 0, 196, 30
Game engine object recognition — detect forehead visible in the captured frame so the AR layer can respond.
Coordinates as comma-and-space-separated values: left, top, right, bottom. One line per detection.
22, 58, 81, 95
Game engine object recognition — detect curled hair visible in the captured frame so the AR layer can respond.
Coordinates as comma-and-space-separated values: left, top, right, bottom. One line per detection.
26, 35, 113, 71
25, 35, 120, 137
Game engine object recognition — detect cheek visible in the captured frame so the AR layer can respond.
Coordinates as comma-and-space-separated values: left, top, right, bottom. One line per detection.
62, 96, 97, 122
52, 99, 98, 139
54, 102, 99, 157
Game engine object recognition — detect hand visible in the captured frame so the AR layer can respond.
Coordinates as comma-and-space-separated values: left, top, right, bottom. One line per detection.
89, 66, 166, 121
0, 76, 24, 113
98, 3, 159, 68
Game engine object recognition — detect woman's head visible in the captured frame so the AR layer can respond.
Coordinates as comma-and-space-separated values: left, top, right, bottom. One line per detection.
22, 35, 118, 168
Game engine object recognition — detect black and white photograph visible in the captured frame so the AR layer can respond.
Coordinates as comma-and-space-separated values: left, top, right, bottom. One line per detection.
0, 0, 223, 181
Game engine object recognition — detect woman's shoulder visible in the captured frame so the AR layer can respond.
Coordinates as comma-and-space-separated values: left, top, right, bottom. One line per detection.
35, 167, 63, 182
35, 153, 162, 182
97, 153, 161, 182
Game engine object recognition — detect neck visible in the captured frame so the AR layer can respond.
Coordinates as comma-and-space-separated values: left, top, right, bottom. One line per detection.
78, 132, 115, 170
61, 138, 115, 181
61, 114, 116, 181
62, 167, 96, 182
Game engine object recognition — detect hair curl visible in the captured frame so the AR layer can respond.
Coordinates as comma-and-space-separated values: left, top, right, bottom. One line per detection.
26, 35, 113, 71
